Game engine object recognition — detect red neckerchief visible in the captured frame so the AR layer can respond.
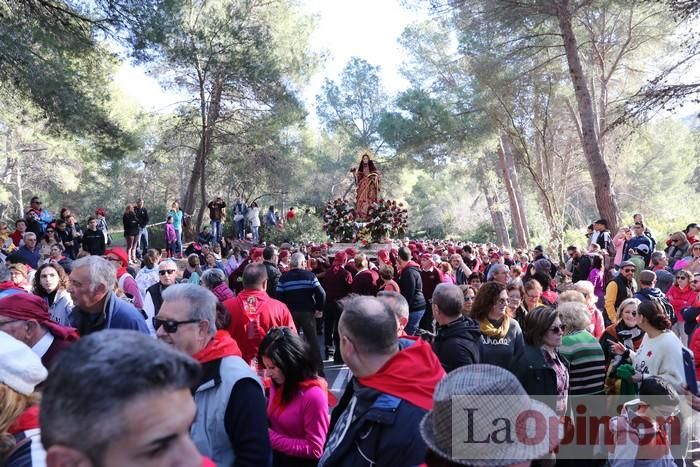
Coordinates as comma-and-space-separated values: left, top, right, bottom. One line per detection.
201, 456, 216, 467
358, 338, 445, 410
268, 377, 328, 416
399, 260, 421, 274
8, 406, 40, 434
192, 330, 242, 363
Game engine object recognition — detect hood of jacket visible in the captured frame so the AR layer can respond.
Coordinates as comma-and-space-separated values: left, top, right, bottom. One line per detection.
437, 316, 481, 343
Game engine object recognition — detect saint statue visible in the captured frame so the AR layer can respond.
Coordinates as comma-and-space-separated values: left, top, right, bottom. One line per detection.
351, 150, 380, 221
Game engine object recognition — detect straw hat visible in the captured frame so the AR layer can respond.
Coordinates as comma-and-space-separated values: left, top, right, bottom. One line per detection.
420, 364, 558, 466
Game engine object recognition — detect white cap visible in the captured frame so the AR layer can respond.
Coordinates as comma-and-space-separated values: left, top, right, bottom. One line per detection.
0, 331, 47, 395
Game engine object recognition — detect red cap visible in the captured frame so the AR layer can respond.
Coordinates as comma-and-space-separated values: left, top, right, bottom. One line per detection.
345, 247, 356, 257
252, 248, 264, 260
377, 249, 390, 262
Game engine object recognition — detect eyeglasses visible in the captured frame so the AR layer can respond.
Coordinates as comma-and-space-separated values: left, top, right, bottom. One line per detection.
621, 268, 635, 273
463, 296, 474, 302
676, 276, 688, 281
152, 317, 200, 333
159, 270, 177, 276
549, 325, 566, 334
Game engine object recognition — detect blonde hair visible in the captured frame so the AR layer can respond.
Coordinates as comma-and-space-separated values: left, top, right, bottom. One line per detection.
0, 384, 39, 460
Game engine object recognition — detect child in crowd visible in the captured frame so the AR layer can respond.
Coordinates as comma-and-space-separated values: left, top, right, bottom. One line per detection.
165, 216, 177, 258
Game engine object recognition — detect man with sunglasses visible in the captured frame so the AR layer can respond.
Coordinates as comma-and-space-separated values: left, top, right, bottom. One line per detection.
605, 260, 637, 323
156, 283, 270, 466
143, 259, 179, 335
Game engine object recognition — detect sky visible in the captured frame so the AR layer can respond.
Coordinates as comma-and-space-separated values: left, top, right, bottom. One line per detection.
114, 0, 425, 124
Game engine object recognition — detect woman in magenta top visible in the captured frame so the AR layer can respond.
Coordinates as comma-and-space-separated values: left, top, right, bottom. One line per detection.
259, 327, 329, 467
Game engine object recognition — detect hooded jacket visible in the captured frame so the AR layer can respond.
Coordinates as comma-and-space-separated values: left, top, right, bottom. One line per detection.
321, 338, 444, 467
224, 289, 296, 363
432, 316, 482, 372
397, 261, 426, 312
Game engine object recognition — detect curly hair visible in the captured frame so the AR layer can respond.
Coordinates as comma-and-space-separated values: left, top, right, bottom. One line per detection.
32, 262, 70, 297
471, 281, 506, 321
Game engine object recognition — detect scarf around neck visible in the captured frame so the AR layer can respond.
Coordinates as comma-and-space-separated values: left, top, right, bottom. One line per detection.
479, 314, 511, 339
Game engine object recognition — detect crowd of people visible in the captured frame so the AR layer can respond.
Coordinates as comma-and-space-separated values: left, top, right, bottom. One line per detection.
1, 196, 700, 467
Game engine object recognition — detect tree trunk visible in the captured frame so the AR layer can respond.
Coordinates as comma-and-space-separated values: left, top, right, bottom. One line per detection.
556, 0, 620, 232
498, 135, 529, 249
183, 75, 224, 236
483, 187, 511, 248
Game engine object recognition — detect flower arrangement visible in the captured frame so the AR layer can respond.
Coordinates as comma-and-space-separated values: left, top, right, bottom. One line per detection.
365, 199, 408, 242
322, 198, 356, 242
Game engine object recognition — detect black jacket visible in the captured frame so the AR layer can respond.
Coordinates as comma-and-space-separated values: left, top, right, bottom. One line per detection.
122, 212, 140, 236
571, 254, 592, 283
432, 316, 481, 372
511, 345, 569, 413
263, 260, 281, 298
134, 207, 149, 228
397, 263, 426, 312
82, 228, 105, 256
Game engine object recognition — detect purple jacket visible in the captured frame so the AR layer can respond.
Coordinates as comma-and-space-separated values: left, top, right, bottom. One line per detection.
165, 223, 177, 243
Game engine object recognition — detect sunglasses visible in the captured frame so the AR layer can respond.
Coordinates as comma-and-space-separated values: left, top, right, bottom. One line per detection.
152, 317, 200, 333
621, 268, 635, 273
676, 276, 688, 281
549, 325, 566, 334
159, 269, 177, 276
463, 296, 475, 302
623, 310, 638, 316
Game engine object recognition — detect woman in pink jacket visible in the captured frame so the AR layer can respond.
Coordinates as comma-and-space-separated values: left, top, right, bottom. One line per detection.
259, 327, 329, 467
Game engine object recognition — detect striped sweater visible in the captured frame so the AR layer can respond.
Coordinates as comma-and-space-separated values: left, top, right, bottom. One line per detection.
559, 330, 606, 395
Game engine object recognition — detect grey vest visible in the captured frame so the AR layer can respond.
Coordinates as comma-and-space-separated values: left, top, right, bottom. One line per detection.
191, 355, 263, 466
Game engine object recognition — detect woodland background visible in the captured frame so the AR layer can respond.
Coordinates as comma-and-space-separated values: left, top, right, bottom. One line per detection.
1, 0, 700, 256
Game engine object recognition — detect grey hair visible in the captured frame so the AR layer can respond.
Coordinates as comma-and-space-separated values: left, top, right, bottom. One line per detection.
377, 291, 409, 321
290, 252, 306, 268
159, 259, 178, 270
432, 283, 465, 318
201, 268, 226, 289
72, 255, 117, 291
486, 263, 508, 281
557, 301, 591, 332
0, 264, 10, 282
573, 281, 596, 306
40, 330, 201, 465
162, 283, 217, 336
23, 232, 36, 241
651, 251, 666, 266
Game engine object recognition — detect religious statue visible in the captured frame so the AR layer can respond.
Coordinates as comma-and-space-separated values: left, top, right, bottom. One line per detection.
351, 150, 380, 221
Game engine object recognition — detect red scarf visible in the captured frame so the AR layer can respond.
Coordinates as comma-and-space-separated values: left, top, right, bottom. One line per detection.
8, 406, 40, 434
358, 338, 445, 410
268, 377, 328, 416
400, 260, 421, 274
192, 330, 242, 363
